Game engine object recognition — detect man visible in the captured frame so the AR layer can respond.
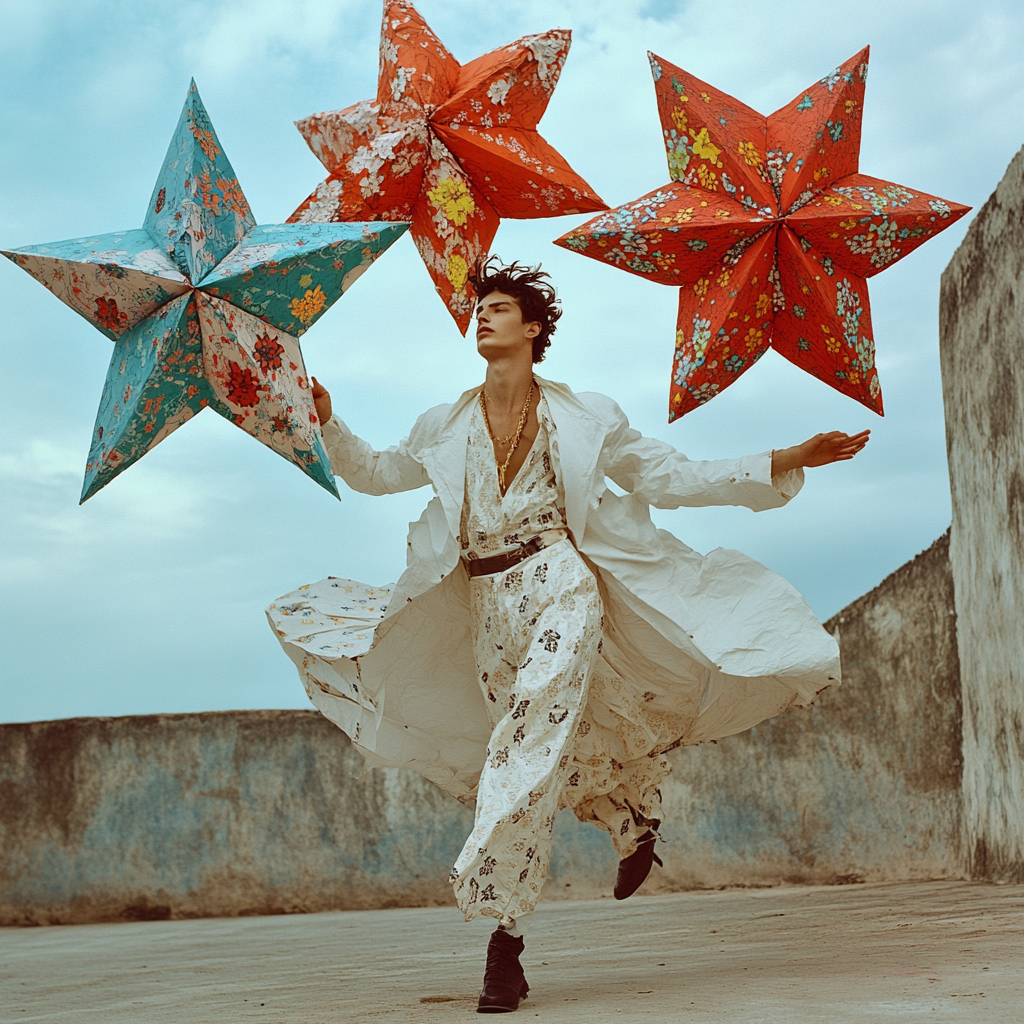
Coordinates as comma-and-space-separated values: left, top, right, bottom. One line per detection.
273, 259, 868, 1013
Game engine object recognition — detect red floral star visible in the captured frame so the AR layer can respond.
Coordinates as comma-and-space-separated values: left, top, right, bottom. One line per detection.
556, 47, 970, 420
290, 0, 606, 333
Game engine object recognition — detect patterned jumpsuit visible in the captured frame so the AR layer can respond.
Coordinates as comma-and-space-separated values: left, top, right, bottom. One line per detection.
450, 389, 670, 928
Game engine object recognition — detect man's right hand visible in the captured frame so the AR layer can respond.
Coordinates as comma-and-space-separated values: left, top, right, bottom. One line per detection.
311, 376, 332, 426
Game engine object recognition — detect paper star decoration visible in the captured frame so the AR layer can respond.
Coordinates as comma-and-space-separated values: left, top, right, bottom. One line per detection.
3, 81, 407, 501
555, 47, 970, 420
289, 0, 606, 333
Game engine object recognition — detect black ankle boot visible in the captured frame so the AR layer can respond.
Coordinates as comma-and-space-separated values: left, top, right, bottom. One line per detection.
477, 928, 529, 1013
613, 822, 662, 900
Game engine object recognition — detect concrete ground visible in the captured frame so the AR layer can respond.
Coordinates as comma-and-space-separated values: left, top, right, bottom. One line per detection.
2, 881, 1020, 1023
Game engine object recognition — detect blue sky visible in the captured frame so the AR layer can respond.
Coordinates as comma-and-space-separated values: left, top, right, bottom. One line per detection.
1, 0, 1021, 723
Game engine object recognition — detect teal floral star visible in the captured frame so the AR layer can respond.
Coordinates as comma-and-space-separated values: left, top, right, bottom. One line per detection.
3, 80, 407, 501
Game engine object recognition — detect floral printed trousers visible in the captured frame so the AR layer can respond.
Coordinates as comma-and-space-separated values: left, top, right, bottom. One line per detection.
450, 539, 669, 927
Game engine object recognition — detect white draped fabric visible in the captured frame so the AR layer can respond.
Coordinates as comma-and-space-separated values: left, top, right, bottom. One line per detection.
266, 376, 841, 805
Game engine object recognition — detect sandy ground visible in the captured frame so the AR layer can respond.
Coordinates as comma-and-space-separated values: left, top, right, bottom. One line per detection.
2, 880, 1021, 1023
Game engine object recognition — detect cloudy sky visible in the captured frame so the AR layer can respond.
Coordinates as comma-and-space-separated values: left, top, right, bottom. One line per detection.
1, 0, 1020, 723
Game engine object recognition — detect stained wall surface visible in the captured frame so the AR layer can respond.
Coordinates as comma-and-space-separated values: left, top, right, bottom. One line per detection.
653, 532, 963, 892
1, 535, 963, 925
0, 710, 474, 925
940, 146, 1024, 883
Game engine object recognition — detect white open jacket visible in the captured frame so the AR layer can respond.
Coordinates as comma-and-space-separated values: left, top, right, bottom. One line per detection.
268, 376, 841, 801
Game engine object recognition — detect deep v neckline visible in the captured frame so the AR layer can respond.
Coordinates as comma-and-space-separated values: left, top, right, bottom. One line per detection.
460, 391, 565, 559
495, 427, 538, 500
491, 389, 547, 500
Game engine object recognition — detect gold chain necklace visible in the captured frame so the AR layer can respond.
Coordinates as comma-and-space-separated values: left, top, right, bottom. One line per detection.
480, 380, 535, 492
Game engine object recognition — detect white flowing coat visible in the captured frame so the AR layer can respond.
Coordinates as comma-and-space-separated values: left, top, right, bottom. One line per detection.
268, 376, 841, 802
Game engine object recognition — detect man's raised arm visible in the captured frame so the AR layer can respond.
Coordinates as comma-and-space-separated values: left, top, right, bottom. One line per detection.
596, 396, 869, 512
312, 377, 433, 495
770, 432, 871, 475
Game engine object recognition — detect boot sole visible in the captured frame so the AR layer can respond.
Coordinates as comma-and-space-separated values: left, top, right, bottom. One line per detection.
477, 983, 529, 1012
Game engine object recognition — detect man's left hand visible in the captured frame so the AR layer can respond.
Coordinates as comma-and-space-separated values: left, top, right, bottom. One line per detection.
772, 430, 871, 475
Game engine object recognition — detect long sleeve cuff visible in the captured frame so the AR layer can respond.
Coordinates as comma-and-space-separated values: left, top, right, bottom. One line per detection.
768, 451, 805, 502
733, 451, 804, 504
321, 414, 346, 449
321, 415, 352, 477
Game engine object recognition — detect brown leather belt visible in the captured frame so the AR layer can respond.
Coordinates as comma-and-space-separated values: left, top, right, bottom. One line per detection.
463, 532, 564, 578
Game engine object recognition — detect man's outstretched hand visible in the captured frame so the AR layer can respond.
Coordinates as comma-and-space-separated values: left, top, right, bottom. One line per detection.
772, 430, 871, 476
311, 376, 332, 426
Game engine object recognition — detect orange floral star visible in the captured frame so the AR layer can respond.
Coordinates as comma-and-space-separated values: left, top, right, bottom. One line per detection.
556, 47, 970, 419
290, 0, 607, 333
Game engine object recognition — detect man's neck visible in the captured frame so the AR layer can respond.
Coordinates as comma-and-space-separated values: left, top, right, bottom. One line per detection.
483, 356, 535, 414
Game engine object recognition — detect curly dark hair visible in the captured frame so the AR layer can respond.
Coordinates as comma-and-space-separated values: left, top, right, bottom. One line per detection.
470, 256, 562, 363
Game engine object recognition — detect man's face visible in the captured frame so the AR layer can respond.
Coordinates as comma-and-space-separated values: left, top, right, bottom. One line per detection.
475, 290, 540, 361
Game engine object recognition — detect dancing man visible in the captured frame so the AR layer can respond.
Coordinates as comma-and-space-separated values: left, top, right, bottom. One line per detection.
275, 258, 868, 1013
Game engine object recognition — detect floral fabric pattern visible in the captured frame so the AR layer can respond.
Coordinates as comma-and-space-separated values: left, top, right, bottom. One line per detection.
267, 577, 392, 749
556, 47, 969, 419
142, 78, 256, 285
0, 229, 188, 341
450, 395, 670, 925
459, 393, 566, 559
452, 539, 603, 926
199, 221, 404, 336
2, 81, 408, 502
289, 0, 606, 333
558, 655, 671, 854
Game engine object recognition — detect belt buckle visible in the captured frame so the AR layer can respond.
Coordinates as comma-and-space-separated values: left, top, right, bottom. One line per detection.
463, 530, 563, 578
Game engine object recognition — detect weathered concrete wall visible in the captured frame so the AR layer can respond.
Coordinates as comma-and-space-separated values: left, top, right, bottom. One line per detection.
653, 531, 963, 891
940, 146, 1024, 883
0, 710, 473, 925
1, 535, 963, 925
